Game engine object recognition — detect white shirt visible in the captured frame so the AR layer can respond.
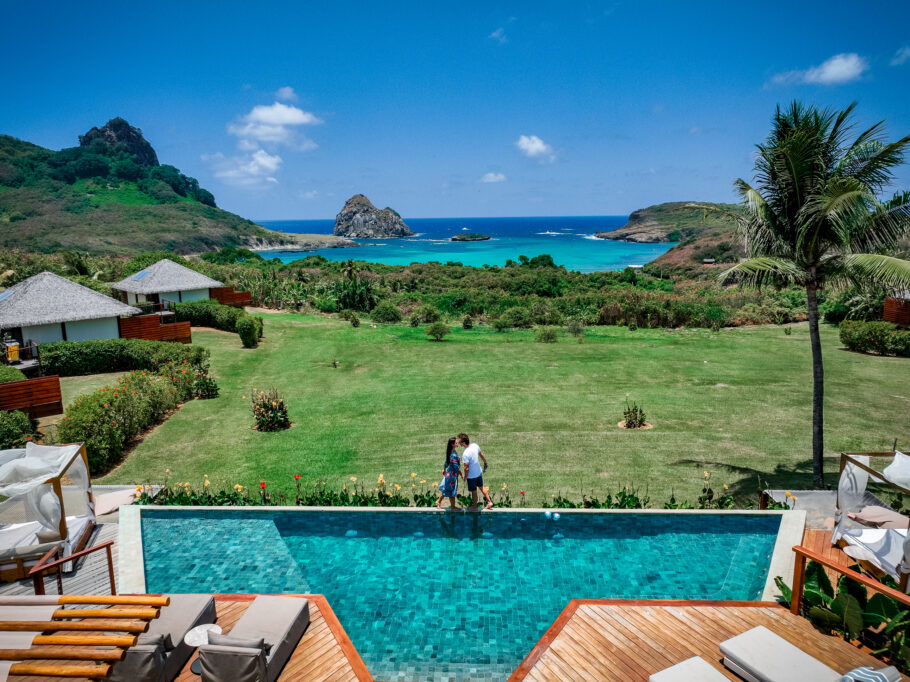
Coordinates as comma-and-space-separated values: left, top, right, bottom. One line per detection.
463, 443, 482, 478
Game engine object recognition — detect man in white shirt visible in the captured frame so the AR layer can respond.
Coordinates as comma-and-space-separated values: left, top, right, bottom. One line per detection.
459, 433, 492, 510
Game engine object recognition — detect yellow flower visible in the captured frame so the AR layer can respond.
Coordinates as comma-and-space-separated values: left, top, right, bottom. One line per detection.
792, 496, 798, 501
343, 484, 347, 490
387, 492, 393, 497
204, 480, 210, 487
204, 474, 208, 479
785, 491, 791, 498
703, 471, 709, 477
350, 476, 357, 482
242, 396, 246, 399
432, 482, 438, 487
420, 479, 426, 484
411, 473, 417, 478
165, 468, 170, 474
723, 484, 728, 490
394, 484, 401, 490
144, 485, 151, 491
626, 392, 630, 397
501, 483, 507, 490
135, 485, 142, 492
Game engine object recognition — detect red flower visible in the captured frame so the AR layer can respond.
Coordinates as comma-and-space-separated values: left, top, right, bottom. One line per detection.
294, 474, 301, 480
112, 421, 117, 426
103, 404, 108, 408
260, 482, 266, 489
26, 436, 32, 441
520, 490, 526, 495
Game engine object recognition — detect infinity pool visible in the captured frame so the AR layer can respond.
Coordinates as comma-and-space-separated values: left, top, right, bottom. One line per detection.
139, 509, 782, 681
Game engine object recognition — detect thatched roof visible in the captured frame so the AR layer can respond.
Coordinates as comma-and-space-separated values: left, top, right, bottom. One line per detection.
111, 259, 222, 294
0, 272, 140, 329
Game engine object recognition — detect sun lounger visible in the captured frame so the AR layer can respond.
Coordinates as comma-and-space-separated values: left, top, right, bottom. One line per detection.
649, 656, 729, 681
720, 626, 901, 682
198, 595, 310, 682
108, 593, 216, 682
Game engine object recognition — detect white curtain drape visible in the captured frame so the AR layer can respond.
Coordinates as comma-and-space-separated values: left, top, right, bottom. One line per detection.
833, 456, 870, 542
23, 484, 61, 533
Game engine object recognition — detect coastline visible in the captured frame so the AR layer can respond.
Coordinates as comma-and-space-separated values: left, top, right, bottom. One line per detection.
247, 232, 356, 252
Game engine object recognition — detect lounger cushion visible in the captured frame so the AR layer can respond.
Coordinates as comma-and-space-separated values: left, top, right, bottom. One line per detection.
35, 530, 62, 543
108, 642, 167, 682
852, 506, 910, 530
109, 594, 216, 682
226, 595, 309, 682
137, 631, 175, 651
207, 631, 267, 652
720, 626, 840, 682
0, 540, 62, 561
649, 656, 729, 681
198, 644, 267, 682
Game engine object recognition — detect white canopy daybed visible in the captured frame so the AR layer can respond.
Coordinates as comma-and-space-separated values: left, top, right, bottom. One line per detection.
0, 442, 95, 582
833, 451, 910, 591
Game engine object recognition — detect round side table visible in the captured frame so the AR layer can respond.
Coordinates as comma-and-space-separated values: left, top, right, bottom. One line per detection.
184, 623, 222, 675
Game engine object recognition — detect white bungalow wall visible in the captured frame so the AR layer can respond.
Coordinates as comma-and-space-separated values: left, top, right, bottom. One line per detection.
159, 288, 210, 304
66, 317, 120, 342
21, 323, 64, 345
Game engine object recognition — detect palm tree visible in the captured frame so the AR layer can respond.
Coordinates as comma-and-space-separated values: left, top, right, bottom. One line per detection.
715, 102, 910, 488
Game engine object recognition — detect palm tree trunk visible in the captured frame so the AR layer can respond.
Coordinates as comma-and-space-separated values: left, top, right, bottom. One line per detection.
806, 285, 825, 488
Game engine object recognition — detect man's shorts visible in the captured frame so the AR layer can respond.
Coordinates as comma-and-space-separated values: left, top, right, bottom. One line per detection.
467, 475, 484, 492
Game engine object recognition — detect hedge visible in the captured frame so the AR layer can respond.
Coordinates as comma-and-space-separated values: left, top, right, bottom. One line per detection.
56, 365, 216, 474
840, 321, 910, 357
40, 338, 210, 376
174, 300, 263, 346
0, 410, 33, 449
0, 366, 26, 383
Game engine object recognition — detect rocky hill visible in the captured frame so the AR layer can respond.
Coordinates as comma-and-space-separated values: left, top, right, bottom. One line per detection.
0, 119, 344, 255
597, 201, 745, 278
333, 194, 413, 238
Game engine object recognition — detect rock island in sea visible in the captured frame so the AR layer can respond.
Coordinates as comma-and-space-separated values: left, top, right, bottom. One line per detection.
333, 194, 413, 238
451, 233, 491, 242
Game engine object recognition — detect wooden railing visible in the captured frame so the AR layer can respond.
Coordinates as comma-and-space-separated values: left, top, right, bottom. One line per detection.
29, 540, 116, 596
0, 375, 63, 418
210, 286, 252, 307
790, 545, 910, 615
119, 315, 192, 344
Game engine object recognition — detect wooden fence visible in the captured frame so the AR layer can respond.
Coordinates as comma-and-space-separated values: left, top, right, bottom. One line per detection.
884, 297, 910, 327
0, 375, 63, 418
210, 286, 252, 307
118, 316, 191, 344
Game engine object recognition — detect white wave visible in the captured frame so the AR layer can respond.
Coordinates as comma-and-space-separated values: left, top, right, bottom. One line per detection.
537, 231, 561, 235
580, 234, 604, 241
461, 227, 469, 231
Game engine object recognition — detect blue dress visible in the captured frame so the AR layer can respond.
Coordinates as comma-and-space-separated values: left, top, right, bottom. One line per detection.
438, 451, 460, 496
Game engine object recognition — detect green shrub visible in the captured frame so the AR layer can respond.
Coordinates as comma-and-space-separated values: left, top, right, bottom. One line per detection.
623, 398, 647, 428
628, 320, 638, 331
426, 322, 451, 341
56, 368, 203, 473
313, 297, 337, 313
250, 388, 290, 432
193, 372, 220, 399
413, 304, 441, 323
338, 309, 358, 321
40, 339, 209, 376
535, 326, 558, 343
0, 365, 26, 383
408, 312, 421, 327
564, 317, 585, 337
371, 301, 403, 323
492, 317, 510, 333
175, 300, 262, 343
0, 410, 34, 448
462, 315, 474, 330
840, 321, 910, 357
500, 306, 532, 329
236, 317, 258, 348
350, 314, 360, 328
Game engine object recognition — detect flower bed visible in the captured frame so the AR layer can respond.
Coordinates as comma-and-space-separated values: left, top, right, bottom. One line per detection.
840, 320, 910, 357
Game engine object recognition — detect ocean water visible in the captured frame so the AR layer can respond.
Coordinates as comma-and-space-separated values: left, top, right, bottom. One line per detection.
142, 509, 779, 681
257, 216, 675, 273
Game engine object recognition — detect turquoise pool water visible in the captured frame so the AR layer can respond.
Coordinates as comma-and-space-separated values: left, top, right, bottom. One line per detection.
141, 510, 780, 681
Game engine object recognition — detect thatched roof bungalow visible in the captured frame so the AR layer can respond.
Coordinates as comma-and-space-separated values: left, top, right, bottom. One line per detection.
111, 259, 223, 305
0, 272, 139, 345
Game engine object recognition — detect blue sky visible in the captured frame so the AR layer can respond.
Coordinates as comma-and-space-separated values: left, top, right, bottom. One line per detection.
3, 1, 910, 220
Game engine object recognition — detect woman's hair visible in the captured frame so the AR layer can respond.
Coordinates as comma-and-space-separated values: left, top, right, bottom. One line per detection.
445, 436, 457, 469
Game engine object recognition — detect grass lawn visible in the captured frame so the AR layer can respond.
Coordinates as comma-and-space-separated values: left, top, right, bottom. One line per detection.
98, 314, 910, 504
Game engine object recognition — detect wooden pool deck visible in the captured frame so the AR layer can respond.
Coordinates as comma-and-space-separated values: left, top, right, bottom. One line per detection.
174, 595, 371, 682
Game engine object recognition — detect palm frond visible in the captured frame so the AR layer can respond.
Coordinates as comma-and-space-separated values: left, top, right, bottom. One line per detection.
718, 256, 805, 288
835, 136, 910, 191
849, 190, 910, 253
840, 254, 910, 293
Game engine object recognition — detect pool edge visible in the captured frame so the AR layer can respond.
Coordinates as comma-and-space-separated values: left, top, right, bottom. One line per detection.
118, 505, 146, 593
761, 509, 806, 601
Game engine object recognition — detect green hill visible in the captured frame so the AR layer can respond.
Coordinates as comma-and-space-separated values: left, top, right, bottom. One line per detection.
0, 119, 297, 254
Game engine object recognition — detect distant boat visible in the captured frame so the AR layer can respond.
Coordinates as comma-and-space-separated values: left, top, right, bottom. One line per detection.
461, 227, 469, 231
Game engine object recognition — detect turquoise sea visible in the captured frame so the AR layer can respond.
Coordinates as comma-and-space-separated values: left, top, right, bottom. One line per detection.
258, 216, 675, 273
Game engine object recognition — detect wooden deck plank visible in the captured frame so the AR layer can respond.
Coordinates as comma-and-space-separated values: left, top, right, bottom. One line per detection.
512, 600, 895, 682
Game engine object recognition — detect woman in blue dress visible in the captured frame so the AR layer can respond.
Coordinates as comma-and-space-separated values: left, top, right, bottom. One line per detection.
436, 436, 462, 510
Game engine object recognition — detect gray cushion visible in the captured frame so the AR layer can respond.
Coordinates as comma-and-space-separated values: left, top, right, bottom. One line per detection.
852, 506, 910, 530
208, 632, 267, 652
720, 626, 840, 682
35, 530, 62, 543
0, 540, 62, 562
108, 640, 166, 682
227, 596, 309, 682
650, 656, 729, 681
199, 644, 267, 682
137, 631, 174, 651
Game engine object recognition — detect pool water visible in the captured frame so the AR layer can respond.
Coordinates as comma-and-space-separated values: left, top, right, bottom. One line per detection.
141, 510, 780, 681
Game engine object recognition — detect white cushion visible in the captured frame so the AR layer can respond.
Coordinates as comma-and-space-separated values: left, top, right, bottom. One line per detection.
720, 626, 840, 682
650, 656, 729, 681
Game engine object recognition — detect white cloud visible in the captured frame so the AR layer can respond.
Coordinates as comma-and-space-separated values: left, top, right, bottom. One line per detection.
489, 27, 507, 44
516, 134, 556, 163
891, 46, 910, 66
207, 149, 283, 189
769, 53, 869, 87
480, 172, 506, 183
227, 101, 322, 149
275, 86, 298, 101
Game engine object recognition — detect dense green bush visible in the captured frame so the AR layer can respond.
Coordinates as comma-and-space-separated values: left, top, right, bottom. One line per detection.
535, 326, 558, 343
40, 338, 209, 376
564, 317, 585, 337
0, 410, 34, 448
462, 315, 474, 330
371, 301, 403, 323
499, 306, 533, 329
56, 366, 211, 473
426, 322, 451, 341
235, 317, 258, 348
412, 304, 442, 323
0, 366, 26, 383
840, 321, 910, 357
174, 300, 263, 343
